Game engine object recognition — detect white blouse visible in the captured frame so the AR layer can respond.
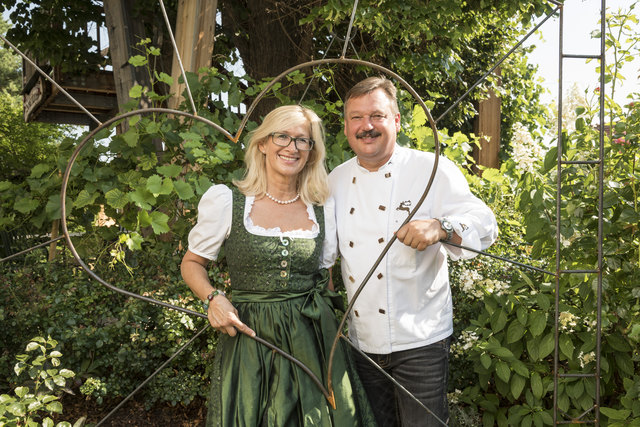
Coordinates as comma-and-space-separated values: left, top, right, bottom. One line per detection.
187, 184, 337, 269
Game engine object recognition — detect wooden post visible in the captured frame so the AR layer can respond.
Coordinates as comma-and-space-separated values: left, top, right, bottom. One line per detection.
473, 68, 501, 175
168, 0, 217, 111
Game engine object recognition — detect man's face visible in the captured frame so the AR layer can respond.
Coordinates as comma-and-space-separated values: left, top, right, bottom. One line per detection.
343, 88, 401, 171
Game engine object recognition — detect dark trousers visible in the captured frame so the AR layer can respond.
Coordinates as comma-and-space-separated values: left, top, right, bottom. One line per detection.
354, 337, 450, 427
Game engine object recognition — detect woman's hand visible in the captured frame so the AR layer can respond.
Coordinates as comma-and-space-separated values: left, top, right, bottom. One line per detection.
207, 295, 256, 337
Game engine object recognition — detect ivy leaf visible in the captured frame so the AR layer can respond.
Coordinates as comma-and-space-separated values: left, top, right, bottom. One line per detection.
173, 180, 195, 200
128, 84, 143, 99
13, 197, 40, 213
105, 189, 129, 210
125, 232, 144, 251
138, 210, 152, 228
157, 164, 182, 178
123, 128, 139, 147
30, 163, 51, 179
128, 55, 147, 67
149, 211, 170, 234
155, 71, 173, 85
75, 189, 98, 208
45, 401, 63, 413
128, 188, 155, 210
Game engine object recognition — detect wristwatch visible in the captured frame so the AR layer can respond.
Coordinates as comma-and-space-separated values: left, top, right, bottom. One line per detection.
437, 217, 454, 242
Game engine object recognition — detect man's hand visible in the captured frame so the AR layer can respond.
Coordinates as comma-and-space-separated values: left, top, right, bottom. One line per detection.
395, 219, 447, 251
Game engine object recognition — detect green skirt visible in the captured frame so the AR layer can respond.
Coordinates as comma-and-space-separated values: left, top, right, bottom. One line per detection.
206, 280, 376, 427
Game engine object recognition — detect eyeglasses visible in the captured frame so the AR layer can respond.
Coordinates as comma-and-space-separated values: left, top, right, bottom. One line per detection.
347, 113, 388, 123
269, 132, 314, 151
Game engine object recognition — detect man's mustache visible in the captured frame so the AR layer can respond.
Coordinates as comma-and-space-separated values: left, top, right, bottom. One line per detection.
356, 129, 382, 139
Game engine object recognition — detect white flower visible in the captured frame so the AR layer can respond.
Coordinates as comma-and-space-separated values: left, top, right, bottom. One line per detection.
511, 122, 545, 173
559, 311, 579, 332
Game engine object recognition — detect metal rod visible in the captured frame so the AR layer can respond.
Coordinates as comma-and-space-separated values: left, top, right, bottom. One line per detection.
58, 107, 331, 402
435, 3, 561, 124
562, 54, 601, 59
343, 337, 447, 426
95, 325, 210, 426
341, 0, 359, 58
444, 242, 556, 276
561, 160, 601, 165
158, 0, 198, 114
553, 5, 564, 424
0, 34, 102, 126
0, 236, 65, 263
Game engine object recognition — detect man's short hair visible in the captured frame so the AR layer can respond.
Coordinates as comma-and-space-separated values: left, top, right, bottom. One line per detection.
344, 76, 399, 114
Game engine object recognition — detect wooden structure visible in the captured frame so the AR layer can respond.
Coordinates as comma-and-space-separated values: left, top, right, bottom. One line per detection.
22, 58, 118, 127
473, 68, 501, 174
168, 0, 217, 110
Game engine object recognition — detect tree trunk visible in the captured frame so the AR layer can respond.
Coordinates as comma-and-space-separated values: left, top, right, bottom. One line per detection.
168, 0, 217, 111
473, 68, 501, 175
219, 0, 315, 119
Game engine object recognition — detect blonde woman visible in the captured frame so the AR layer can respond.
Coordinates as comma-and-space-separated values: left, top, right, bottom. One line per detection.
181, 105, 375, 426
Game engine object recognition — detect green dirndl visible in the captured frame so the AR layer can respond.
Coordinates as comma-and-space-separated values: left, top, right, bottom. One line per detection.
206, 190, 376, 427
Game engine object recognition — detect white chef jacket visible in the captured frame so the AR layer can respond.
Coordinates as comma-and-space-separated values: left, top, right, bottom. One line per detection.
328, 145, 498, 354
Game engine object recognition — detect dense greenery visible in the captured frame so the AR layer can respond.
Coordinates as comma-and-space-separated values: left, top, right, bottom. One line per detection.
1, 2, 639, 427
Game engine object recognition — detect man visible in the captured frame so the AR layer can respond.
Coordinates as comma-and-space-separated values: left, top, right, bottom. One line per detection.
328, 76, 498, 426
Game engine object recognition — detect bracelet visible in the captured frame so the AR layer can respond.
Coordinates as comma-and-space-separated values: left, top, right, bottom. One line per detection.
202, 289, 226, 311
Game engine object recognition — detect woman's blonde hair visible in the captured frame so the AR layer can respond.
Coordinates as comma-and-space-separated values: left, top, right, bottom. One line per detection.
233, 105, 329, 205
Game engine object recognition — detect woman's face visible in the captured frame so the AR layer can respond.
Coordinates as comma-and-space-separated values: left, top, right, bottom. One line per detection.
258, 123, 312, 182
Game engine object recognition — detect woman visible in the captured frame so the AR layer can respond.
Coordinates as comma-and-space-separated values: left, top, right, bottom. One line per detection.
181, 105, 375, 426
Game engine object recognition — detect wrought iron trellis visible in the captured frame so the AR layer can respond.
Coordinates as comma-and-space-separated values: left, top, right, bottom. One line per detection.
0, 0, 609, 425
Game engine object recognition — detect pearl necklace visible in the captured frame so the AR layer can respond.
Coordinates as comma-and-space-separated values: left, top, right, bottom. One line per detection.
265, 192, 300, 204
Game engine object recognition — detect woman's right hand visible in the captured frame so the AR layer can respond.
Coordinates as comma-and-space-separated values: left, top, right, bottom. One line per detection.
207, 295, 256, 337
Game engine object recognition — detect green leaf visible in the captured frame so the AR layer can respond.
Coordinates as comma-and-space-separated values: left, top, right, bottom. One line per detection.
7, 401, 26, 416
490, 346, 514, 360
157, 164, 182, 178
74, 189, 98, 208
45, 401, 63, 413
559, 335, 574, 359
155, 71, 173, 85
129, 55, 147, 67
495, 360, 511, 383
511, 360, 528, 377
543, 146, 557, 172
30, 163, 51, 178
149, 211, 170, 234
173, 180, 195, 200
105, 188, 129, 210
506, 319, 525, 343
599, 407, 630, 421
491, 309, 508, 332
528, 311, 547, 337
13, 197, 40, 214
128, 188, 155, 210
538, 333, 554, 359
146, 175, 173, 196
531, 372, 543, 399
128, 84, 143, 98
125, 232, 144, 251
123, 128, 139, 147
14, 386, 29, 398
606, 333, 631, 352
480, 353, 492, 370
510, 374, 526, 399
